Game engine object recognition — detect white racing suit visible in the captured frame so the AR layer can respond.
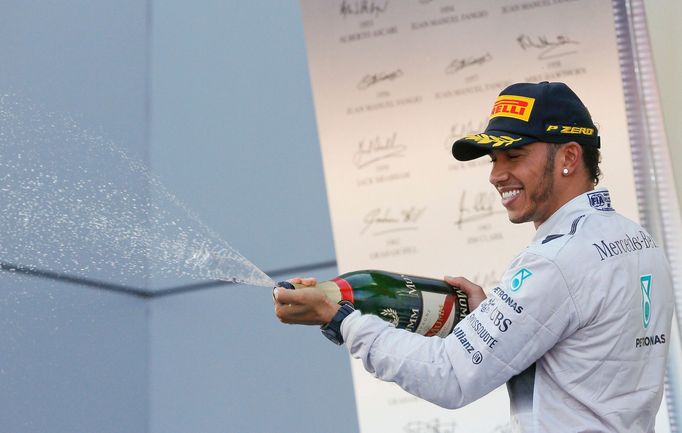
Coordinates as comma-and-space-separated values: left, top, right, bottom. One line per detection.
341, 189, 674, 433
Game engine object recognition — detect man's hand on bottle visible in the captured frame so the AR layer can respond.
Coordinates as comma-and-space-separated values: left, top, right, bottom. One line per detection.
273, 277, 341, 326
444, 276, 487, 311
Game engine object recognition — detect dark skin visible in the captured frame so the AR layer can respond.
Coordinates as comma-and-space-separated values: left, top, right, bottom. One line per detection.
274, 141, 593, 325
489, 141, 592, 228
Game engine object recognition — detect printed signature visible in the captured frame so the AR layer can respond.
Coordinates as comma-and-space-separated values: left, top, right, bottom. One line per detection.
516, 33, 579, 60
445, 53, 493, 74
340, 0, 388, 18
361, 206, 426, 236
454, 190, 505, 229
442, 118, 489, 151
357, 69, 404, 90
352, 132, 406, 169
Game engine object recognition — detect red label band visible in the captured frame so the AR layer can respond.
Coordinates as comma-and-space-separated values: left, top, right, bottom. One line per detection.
332, 277, 355, 304
424, 293, 455, 337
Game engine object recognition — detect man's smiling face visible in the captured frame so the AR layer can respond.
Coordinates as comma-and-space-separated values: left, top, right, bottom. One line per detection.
488, 142, 561, 228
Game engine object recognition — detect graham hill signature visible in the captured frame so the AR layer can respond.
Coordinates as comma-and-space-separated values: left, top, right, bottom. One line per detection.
353, 132, 407, 169
357, 69, 404, 90
516, 33, 579, 60
445, 53, 492, 74
361, 206, 426, 236
454, 190, 505, 229
340, 0, 388, 18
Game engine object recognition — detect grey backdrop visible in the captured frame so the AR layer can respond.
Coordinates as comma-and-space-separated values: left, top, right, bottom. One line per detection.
0, 1, 358, 432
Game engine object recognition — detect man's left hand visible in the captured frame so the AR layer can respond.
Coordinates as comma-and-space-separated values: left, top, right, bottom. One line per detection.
273, 278, 341, 326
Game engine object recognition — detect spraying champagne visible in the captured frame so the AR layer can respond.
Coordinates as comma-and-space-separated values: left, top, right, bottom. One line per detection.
277, 270, 469, 337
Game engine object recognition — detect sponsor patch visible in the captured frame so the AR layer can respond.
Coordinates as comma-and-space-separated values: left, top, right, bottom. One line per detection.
641, 275, 652, 329
466, 314, 498, 349
472, 351, 483, 364
453, 327, 476, 354
490, 95, 535, 122
478, 297, 495, 314
635, 334, 665, 348
491, 286, 524, 314
510, 268, 532, 292
489, 308, 512, 332
592, 230, 658, 261
587, 190, 614, 211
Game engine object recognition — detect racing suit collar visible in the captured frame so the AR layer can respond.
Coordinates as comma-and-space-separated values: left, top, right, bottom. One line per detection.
532, 187, 612, 244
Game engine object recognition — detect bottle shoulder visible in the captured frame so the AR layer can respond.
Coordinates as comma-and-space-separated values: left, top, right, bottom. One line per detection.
338, 270, 452, 294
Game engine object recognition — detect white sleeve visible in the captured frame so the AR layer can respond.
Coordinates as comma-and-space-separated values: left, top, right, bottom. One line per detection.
341, 253, 581, 409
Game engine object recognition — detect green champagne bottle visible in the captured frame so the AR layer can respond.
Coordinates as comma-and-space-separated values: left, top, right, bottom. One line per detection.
277, 270, 469, 337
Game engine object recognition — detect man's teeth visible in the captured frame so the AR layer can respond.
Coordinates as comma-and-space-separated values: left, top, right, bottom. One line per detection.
502, 189, 521, 199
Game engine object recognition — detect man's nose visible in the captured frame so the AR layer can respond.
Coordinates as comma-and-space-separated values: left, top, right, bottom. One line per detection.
489, 160, 508, 186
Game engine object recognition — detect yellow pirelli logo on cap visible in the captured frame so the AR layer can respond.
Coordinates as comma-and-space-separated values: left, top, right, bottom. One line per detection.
490, 95, 535, 122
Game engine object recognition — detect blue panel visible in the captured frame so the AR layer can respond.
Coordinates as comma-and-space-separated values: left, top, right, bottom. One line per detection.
149, 0, 335, 274
149, 265, 359, 433
0, 273, 148, 433
0, 0, 147, 158
0, 0, 150, 288
0, 2, 150, 432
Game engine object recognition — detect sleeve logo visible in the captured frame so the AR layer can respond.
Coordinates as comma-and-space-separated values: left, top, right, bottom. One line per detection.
511, 268, 532, 292
640, 274, 652, 329
490, 95, 535, 122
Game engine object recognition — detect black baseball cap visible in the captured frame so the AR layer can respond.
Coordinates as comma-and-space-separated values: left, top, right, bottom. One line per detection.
452, 81, 600, 161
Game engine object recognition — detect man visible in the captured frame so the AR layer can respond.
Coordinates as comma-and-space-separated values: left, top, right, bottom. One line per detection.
273, 82, 674, 432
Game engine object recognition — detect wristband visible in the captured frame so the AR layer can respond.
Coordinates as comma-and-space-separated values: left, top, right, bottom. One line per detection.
320, 301, 355, 345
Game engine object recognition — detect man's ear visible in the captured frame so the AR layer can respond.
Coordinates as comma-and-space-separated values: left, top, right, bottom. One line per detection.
560, 141, 582, 172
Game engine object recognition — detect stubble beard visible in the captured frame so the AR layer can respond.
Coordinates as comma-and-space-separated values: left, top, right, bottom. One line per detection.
508, 146, 557, 224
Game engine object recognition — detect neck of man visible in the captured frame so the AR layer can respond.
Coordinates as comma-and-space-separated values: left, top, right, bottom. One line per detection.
533, 171, 595, 230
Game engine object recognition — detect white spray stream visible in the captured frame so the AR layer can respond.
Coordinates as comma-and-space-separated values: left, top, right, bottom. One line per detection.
0, 95, 274, 288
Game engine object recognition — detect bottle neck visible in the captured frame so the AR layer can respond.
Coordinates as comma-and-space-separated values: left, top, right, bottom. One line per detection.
290, 279, 350, 304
